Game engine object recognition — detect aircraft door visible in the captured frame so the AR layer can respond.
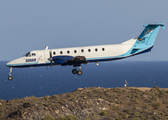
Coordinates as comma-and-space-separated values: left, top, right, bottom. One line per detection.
37, 51, 45, 64
44, 50, 50, 61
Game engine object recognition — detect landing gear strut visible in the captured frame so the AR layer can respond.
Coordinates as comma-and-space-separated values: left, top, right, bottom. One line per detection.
72, 66, 83, 76
8, 67, 13, 81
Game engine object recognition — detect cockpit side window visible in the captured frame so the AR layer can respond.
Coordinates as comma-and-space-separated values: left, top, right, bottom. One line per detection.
32, 53, 36, 56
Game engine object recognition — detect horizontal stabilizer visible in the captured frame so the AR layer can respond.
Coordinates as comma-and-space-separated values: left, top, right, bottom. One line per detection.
144, 23, 165, 29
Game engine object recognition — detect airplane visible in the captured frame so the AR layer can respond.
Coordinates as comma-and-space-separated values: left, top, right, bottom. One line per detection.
6, 23, 164, 80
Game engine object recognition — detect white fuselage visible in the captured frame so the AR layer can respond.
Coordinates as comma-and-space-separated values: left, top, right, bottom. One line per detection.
6, 38, 136, 67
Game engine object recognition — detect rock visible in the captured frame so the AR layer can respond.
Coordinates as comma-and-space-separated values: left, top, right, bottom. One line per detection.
55, 110, 59, 114
23, 103, 31, 108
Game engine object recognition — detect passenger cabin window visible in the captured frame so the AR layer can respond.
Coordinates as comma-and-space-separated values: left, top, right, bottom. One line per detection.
102, 48, 105, 51
60, 51, 63, 54
81, 49, 84, 52
67, 50, 70, 54
95, 48, 98, 52
53, 52, 56, 55
32, 53, 36, 56
74, 50, 77, 53
88, 49, 91, 52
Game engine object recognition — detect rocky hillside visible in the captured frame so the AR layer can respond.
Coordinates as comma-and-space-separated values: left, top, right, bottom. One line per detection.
1, 87, 168, 120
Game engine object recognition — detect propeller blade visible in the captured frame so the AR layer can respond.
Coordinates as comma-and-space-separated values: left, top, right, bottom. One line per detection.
49, 51, 53, 66
50, 51, 52, 58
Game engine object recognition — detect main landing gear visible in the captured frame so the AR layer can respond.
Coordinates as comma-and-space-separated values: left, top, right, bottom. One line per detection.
72, 66, 82, 75
8, 67, 13, 81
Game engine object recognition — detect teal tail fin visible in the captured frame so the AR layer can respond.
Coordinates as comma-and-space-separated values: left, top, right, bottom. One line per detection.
137, 23, 164, 45
130, 23, 164, 54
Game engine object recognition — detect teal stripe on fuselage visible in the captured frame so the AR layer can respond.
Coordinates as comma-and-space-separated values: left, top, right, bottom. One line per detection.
6, 62, 38, 67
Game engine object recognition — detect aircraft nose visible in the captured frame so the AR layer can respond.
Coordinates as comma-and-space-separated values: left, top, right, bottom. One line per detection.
6, 61, 14, 67
6, 58, 23, 67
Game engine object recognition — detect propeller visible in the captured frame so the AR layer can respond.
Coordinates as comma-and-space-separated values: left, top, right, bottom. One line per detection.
47, 51, 60, 66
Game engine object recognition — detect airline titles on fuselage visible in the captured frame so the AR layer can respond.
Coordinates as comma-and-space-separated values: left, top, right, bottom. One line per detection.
26, 59, 36, 62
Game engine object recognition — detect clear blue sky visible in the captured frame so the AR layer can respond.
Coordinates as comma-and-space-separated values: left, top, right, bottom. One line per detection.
0, 0, 167, 61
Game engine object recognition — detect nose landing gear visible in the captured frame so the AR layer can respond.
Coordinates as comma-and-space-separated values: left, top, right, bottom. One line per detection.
8, 67, 13, 81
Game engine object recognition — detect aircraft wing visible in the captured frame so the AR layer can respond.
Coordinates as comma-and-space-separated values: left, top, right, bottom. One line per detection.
48, 55, 87, 66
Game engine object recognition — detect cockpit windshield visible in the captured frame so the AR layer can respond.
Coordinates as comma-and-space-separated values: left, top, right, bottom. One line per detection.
25, 52, 30, 57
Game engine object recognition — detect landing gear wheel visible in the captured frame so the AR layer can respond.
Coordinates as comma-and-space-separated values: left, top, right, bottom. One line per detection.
72, 69, 77, 74
8, 76, 13, 81
77, 70, 82, 76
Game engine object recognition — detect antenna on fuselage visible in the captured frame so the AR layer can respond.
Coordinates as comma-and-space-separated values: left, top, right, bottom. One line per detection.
45, 46, 48, 50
